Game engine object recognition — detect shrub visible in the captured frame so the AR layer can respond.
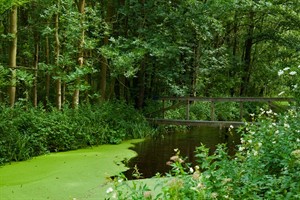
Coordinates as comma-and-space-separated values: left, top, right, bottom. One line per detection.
0, 101, 154, 165
108, 108, 300, 199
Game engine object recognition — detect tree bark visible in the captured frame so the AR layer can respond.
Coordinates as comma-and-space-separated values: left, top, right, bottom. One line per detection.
33, 35, 39, 107
8, 5, 17, 107
240, 10, 254, 96
55, 5, 61, 110
100, 1, 114, 101
72, 0, 85, 109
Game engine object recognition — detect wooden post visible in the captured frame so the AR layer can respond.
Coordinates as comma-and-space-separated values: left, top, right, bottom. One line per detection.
210, 101, 215, 121
240, 102, 243, 120
186, 99, 190, 120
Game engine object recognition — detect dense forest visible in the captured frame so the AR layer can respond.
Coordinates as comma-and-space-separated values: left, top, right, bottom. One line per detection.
0, 0, 299, 109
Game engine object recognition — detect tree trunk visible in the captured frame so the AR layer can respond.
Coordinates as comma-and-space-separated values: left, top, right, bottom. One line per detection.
100, 1, 114, 101
8, 6, 17, 107
45, 34, 51, 107
33, 38, 38, 107
72, 0, 85, 109
55, 6, 61, 110
240, 10, 254, 96
136, 59, 145, 109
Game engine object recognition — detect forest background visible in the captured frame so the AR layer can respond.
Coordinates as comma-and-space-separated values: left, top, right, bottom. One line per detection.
0, 0, 299, 108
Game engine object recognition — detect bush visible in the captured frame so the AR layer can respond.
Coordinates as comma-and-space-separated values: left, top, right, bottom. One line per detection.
0, 101, 154, 165
108, 108, 300, 199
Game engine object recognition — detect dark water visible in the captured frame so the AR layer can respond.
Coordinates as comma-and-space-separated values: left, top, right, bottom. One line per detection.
124, 126, 240, 179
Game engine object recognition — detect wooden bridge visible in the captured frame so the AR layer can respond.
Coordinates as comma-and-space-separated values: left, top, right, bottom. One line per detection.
147, 97, 295, 127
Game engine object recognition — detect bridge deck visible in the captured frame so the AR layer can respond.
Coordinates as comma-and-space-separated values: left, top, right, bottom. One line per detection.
147, 118, 245, 127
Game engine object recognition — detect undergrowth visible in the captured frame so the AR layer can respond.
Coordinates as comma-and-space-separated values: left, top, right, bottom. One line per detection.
0, 101, 154, 165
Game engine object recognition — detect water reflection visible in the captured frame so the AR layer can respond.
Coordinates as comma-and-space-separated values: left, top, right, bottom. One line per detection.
124, 126, 240, 179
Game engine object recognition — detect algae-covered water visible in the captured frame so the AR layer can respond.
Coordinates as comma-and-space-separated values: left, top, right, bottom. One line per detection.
0, 139, 142, 200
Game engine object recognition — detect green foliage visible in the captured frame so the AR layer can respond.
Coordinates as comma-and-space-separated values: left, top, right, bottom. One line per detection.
0, 101, 154, 165
108, 108, 300, 199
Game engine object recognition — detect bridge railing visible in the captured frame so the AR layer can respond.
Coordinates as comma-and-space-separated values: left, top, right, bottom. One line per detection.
158, 97, 295, 121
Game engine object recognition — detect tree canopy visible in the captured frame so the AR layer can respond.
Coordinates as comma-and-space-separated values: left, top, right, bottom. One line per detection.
0, 0, 299, 108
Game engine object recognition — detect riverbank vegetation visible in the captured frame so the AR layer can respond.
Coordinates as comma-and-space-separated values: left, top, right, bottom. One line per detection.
0, 101, 154, 165
107, 109, 300, 199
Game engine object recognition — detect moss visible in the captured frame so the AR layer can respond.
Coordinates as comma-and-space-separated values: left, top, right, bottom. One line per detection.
0, 139, 143, 200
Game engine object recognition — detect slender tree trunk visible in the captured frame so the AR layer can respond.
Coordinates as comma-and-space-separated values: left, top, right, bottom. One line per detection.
100, 1, 114, 101
8, 6, 17, 107
55, 7, 61, 110
45, 35, 51, 106
33, 36, 39, 107
136, 59, 145, 109
72, 0, 85, 109
240, 10, 254, 96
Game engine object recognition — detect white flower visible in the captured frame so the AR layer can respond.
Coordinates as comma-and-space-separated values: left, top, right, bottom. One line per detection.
229, 125, 234, 129
258, 142, 262, 147
284, 123, 290, 128
106, 187, 114, 194
272, 141, 276, 144
189, 167, 194, 173
239, 146, 245, 151
241, 138, 245, 143
289, 71, 297, 75
253, 150, 258, 156
278, 91, 285, 96
283, 67, 290, 71
278, 70, 284, 76
275, 130, 279, 134
249, 113, 255, 117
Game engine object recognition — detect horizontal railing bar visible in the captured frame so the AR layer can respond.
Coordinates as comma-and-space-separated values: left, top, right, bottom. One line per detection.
147, 118, 246, 127
158, 97, 295, 102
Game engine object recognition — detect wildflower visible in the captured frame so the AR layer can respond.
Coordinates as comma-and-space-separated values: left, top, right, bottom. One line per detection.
211, 192, 218, 199
239, 146, 245, 151
240, 138, 245, 143
253, 150, 258, 156
275, 130, 279, 134
258, 142, 262, 147
189, 167, 194, 173
272, 141, 276, 144
283, 67, 290, 71
106, 187, 114, 194
174, 148, 179, 152
144, 191, 152, 198
289, 71, 297, 75
278, 70, 284, 76
249, 113, 255, 117
266, 109, 273, 114
222, 178, 232, 184
192, 171, 200, 180
284, 123, 290, 128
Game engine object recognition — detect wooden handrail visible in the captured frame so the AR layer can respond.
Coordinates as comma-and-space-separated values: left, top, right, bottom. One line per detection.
158, 97, 295, 102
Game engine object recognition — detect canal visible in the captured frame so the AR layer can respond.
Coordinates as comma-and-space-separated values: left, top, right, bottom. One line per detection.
124, 126, 240, 179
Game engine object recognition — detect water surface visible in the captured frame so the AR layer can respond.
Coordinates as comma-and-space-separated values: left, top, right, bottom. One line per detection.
125, 126, 240, 179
